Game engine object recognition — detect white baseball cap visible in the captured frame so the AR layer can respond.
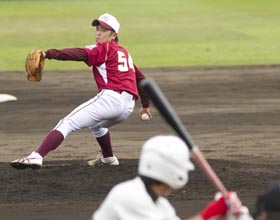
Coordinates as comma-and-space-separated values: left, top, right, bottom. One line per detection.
92, 13, 120, 33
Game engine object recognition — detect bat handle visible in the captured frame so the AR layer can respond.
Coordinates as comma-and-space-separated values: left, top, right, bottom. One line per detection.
191, 146, 228, 195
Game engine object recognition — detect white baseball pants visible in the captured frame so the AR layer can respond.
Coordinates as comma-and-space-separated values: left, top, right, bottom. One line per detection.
53, 89, 135, 138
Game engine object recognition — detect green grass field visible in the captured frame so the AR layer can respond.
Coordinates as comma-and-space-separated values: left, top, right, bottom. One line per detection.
0, 0, 280, 71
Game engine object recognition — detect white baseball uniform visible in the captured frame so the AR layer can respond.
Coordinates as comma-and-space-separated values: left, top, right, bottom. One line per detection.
92, 177, 181, 220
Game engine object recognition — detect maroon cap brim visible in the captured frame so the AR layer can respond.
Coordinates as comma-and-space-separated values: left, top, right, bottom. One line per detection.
92, 19, 113, 31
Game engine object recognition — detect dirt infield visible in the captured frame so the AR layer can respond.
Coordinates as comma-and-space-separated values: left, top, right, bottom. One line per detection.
1, 65, 280, 220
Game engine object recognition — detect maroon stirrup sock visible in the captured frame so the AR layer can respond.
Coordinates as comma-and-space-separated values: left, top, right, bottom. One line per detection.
96, 132, 113, 158
36, 130, 64, 157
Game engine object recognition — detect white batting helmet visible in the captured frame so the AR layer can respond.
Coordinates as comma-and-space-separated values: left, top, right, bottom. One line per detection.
138, 135, 194, 189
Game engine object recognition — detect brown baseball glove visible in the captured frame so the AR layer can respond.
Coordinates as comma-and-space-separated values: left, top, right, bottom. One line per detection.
25, 49, 45, 81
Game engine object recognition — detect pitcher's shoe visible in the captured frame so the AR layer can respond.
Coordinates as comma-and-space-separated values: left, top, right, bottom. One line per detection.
87, 153, 119, 167
11, 151, 43, 169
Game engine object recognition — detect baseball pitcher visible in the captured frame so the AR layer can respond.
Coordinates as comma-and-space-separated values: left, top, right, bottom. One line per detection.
11, 13, 151, 169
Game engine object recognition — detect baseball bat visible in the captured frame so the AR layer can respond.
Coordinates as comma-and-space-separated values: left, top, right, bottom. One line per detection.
140, 78, 227, 195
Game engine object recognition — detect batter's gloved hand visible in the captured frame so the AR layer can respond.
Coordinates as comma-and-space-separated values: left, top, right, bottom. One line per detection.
226, 206, 254, 220
25, 49, 45, 81
199, 191, 242, 220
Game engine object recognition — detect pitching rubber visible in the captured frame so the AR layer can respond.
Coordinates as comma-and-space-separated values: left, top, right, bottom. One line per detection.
0, 94, 17, 103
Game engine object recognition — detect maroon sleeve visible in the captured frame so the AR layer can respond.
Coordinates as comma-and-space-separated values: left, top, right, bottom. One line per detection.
134, 64, 150, 108
45, 48, 88, 62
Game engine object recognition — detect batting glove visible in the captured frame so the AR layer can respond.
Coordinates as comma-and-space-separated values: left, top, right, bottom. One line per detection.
199, 191, 242, 220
